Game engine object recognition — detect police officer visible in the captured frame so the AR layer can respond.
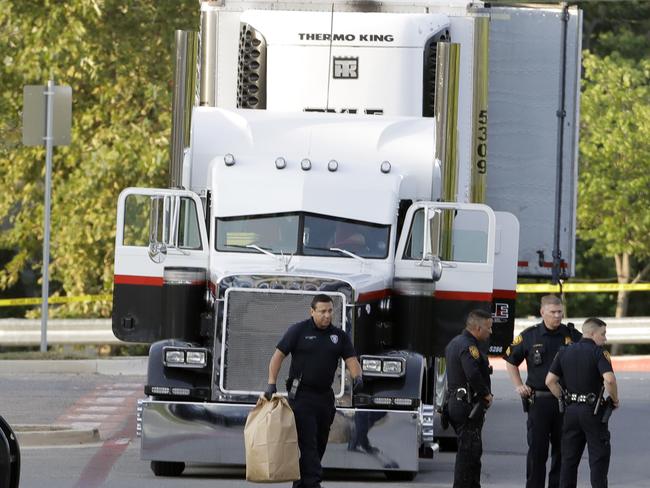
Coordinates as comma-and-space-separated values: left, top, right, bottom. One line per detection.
504, 295, 582, 488
264, 294, 363, 488
545, 318, 619, 488
445, 309, 494, 488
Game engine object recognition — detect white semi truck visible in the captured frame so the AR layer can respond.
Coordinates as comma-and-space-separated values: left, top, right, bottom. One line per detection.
111, 0, 581, 479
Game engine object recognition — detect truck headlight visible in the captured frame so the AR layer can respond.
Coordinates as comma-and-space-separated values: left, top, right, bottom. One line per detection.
165, 350, 185, 364
362, 358, 382, 373
382, 360, 403, 374
186, 351, 207, 366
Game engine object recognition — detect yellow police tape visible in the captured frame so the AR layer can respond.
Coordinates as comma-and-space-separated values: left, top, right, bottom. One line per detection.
0, 294, 112, 307
1, 283, 650, 307
516, 283, 650, 293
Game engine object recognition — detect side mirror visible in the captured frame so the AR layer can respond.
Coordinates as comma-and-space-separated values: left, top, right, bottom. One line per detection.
430, 255, 443, 282
148, 241, 167, 263
148, 195, 177, 263
423, 207, 443, 281
426, 207, 441, 257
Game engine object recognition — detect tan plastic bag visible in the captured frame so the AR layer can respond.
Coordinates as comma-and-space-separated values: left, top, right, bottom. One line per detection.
245, 395, 300, 482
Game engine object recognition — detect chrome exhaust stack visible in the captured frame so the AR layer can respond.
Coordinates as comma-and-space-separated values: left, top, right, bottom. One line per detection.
169, 30, 198, 189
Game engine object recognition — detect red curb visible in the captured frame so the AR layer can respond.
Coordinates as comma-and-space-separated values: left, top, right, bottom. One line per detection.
490, 356, 650, 372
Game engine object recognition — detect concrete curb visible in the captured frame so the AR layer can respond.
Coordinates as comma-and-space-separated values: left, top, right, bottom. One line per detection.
14, 424, 101, 447
0, 357, 147, 375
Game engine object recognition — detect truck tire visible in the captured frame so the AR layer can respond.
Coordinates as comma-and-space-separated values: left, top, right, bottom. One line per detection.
150, 460, 185, 477
384, 470, 417, 481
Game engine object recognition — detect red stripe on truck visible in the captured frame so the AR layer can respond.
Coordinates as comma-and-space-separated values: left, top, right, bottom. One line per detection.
114, 275, 164, 286
434, 290, 492, 302
492, 289, 517, 300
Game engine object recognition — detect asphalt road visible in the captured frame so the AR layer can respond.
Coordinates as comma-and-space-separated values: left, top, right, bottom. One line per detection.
1, 370, 649, 487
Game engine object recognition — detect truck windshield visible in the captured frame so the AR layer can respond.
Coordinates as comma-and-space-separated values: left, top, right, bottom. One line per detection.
215, 212, 390, 259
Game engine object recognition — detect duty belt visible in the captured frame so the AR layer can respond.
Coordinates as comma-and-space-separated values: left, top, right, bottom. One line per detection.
532, 390, 555, 399
567, 392, 598, 405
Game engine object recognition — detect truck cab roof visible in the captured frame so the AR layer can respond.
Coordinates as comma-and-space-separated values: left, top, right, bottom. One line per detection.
189, 108, 440, 224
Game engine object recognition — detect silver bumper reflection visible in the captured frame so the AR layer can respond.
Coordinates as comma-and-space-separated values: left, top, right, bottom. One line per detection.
141, 400, 420, 472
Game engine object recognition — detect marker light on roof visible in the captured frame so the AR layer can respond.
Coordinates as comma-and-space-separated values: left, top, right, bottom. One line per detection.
224, 153, 235, 166
301, 158, 312, 171
380, 161, 391, 174
328, 160, 338, 172
275, 157, 286, 169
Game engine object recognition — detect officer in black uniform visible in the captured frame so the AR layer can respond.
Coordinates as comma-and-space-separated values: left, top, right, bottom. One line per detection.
504, 294, 582, 488
264, 294, 363, 488
444, 309, 494, 488
546, 317, 619, 488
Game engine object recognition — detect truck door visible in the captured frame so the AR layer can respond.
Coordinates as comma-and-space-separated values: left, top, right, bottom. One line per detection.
393, 202, 496, 357
490, 211, 520, 354
112, 188, 209, 343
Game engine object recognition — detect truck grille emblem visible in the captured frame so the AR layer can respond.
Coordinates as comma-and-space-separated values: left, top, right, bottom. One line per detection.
333, 57, 358, 79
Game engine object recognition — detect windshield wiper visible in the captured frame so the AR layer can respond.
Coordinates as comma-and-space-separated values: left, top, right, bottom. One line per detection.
329, 247, 365, 262
303, 245, 366, 262
245, 244, 276, 258
240, 244, 294, 271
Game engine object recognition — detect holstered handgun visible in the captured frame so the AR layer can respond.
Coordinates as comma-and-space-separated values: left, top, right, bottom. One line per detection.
601, 398, 615, 423
594, 385, 615, 423
468, 397, 487, 420
522, 389, 534, 413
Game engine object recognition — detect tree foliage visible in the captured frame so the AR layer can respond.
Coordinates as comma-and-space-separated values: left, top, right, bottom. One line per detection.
579, 52, 650, 257
578, 51, 650, 317
0, 1, 198, 317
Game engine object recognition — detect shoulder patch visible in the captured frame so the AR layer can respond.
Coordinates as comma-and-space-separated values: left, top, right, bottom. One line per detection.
603, 350, 611, 363
512, 334, 523, 346
564, 336, 573, 345
469, 345, 480, 360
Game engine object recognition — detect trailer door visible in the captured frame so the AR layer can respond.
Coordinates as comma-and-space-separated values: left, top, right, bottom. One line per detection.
112, 188, 209, 343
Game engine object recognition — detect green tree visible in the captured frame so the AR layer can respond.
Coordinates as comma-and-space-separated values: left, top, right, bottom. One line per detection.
578, 51, 650, 319
0, 1, 198, 317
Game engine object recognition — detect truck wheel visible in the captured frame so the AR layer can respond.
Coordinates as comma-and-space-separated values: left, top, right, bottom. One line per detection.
150, 461, 185, 477
384, 470, 417, 481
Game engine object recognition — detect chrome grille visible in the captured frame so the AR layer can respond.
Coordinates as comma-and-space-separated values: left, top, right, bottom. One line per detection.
219, 289, 345, 396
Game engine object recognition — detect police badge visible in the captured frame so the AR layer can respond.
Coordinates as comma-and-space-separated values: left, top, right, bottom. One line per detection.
330, 334, 338, 344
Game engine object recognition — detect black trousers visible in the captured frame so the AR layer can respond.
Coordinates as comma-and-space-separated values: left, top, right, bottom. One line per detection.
290, 388, 335, 488
526, 394, 563, 488
559, 404, 610, 488
449, 398, 485, 488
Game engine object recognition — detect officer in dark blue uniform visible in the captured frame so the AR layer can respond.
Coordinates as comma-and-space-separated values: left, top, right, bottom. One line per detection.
265, 294, 363, 488
546, 317, 619, 488
444, 309, 494, 488
504, 295, 582, 488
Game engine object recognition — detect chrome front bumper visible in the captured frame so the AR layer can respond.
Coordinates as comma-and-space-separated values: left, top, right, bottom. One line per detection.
140, 399, 420, 472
